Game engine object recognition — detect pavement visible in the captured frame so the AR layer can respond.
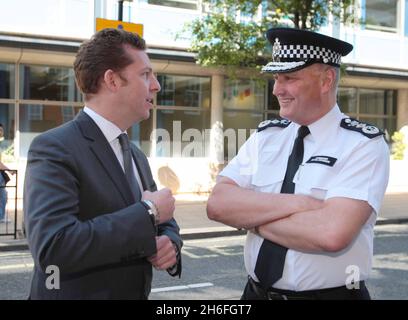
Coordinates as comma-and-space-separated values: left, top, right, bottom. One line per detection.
0, 191, 407, 252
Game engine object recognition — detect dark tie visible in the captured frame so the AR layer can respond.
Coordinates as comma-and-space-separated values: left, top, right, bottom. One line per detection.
254, 125, 310, 289
118, 133, 142, 202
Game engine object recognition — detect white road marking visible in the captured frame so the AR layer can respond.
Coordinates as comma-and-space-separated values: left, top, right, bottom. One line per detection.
152, 282, 213, 293
0, 263, 34, 271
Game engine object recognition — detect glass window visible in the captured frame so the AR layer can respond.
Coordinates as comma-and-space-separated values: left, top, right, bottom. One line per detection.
19, 104, 82, 157
223, 78, 267, 160
155, 109, 210, 157
148, 0, 197, 10
338, 87, 357, 115
406, 0, 408, 36
0, 104, 15, 162
267, 80, 279, 112
359, 89, 396, 116
20, 65, 82, 101
157, 75, 210, 108
365, 0, 398, 32
223, 110, 260, 160
155, 74, 210, 158
223, 79, 266, 112
129, 116, 153, 157
0, 63, 15, 99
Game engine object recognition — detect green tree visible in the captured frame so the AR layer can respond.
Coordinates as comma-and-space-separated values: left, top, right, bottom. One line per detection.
391, 131, 406, 160
185, 0, 356, 71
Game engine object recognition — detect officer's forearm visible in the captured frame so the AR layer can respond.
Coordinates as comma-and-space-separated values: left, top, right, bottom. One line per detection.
257, 197, 372, 253
207, 180, 323, 229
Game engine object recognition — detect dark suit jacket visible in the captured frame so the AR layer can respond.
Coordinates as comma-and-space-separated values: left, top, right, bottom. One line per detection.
24, 111, 182, 299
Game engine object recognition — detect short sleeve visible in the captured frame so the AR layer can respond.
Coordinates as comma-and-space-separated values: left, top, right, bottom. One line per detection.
219, 132, 259, 188
326, 137, 390, 214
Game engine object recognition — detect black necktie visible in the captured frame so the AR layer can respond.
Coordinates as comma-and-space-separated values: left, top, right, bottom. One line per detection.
118, 133, 142, 202
254, 125, 310, 289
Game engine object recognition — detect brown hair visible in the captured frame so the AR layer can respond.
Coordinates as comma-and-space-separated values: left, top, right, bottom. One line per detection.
73, 28, 146, 98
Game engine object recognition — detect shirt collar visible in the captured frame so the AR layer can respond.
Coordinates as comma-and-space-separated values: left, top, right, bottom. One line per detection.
301, 104, 344, 143
83, 106, 124, 143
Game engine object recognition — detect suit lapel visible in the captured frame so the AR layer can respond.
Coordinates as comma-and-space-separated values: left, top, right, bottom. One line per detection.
74, 111, 135, 205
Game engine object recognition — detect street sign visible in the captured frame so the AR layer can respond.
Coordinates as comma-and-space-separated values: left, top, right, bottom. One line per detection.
95, 18, 143, 36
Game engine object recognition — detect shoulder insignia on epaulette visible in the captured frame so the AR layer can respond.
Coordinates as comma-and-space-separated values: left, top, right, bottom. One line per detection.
257, 118, 291, 132
340, 118, 384, 138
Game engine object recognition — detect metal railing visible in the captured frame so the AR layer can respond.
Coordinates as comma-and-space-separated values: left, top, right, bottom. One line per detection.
0, 170, 18, 239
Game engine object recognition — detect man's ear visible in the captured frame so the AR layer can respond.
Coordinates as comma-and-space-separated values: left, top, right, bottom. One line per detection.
103, 69, 121, 92
321, 67, 336, 94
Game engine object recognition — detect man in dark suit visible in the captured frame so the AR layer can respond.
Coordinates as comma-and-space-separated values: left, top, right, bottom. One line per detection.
24, 28, 182, 299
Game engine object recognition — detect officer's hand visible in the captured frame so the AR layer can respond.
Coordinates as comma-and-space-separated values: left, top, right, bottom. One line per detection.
142, 188, 175, 223
147, 236, 177, 270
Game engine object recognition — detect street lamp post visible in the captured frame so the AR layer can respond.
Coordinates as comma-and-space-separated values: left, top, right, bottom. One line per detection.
118, 0, 133, 21
118, 0, 123, 21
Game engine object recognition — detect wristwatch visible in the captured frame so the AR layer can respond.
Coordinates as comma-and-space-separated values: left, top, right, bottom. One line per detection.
142, 199, 160, 226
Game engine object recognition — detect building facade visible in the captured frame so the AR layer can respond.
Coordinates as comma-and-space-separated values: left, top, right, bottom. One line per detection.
0, 0, 408, 196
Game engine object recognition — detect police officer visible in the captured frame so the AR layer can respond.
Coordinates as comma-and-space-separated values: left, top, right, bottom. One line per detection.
207, 28, 389, 300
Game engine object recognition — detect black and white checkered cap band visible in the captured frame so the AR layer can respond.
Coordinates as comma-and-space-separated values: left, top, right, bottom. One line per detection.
261, 44, 342, 72
278, 44, 342, 64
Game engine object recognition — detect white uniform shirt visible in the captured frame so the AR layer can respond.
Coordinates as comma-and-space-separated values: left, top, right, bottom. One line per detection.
220, 105, 390, 291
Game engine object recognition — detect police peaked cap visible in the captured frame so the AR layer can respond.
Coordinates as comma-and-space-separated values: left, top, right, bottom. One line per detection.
262, 28, 353, 73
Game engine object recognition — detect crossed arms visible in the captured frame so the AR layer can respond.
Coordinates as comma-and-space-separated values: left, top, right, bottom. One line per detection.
207, 176, 372, 253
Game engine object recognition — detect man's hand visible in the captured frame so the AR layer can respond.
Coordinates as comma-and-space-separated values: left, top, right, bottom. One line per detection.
148, 236, 177, 270
142, 188, 175, 223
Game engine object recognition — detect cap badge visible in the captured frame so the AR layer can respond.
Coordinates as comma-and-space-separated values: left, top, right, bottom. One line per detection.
272, 38, 281, 62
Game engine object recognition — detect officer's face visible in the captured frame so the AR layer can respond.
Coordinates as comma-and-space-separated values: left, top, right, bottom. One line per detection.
272, 64, 327, 125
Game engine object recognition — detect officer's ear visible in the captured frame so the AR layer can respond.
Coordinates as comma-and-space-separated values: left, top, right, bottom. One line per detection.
321, 66, 336, 94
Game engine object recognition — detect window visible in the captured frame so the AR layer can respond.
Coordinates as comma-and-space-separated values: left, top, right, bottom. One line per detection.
27, 105, 43, 121
0, 63, 15, 99
129, 116, 153, 157
0, 103, 15, 162
157, 75, 209, 108
19, 104, 83, 157
155, 74, 210, 157
223, 79, 266, 160
16, 64, 84, 158
338, 87, 397, 143
0, 64, 15, 161
148, 0, 197, 10
364, 0, 399, 32
61, 106, 75, 123
20, 65, 82, 101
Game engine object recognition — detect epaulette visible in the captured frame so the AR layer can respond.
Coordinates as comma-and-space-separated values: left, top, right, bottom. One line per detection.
257, 118, 291, 132
340, 118, 384, 138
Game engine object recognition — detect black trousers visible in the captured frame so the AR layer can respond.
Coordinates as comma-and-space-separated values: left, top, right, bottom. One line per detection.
241, 277, 371, 300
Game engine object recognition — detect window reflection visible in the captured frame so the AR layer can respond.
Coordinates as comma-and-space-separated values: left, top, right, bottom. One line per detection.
20, 65, 82, 101
148, 0, 197, 10
365, 0, 398, 32
0, 104, 15, 161
156, 109, 210, 157
223, 78, 266, 159
19, 104, 82, 157
157, 75, 210, 108
0, 63, 15, 99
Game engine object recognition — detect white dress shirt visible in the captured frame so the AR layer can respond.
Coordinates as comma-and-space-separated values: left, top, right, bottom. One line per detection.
83, 107, 144, 192
220, 105, 390, 291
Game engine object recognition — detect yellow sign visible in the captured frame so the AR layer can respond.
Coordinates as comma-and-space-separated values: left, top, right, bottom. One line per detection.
96, 18, 143, 36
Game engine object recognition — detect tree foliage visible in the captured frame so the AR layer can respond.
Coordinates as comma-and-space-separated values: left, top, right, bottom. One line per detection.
185, 0, 356, 71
